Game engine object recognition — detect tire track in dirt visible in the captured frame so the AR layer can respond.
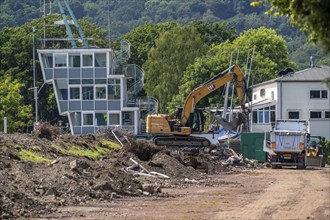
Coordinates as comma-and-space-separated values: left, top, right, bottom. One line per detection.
217, 168, 330, 220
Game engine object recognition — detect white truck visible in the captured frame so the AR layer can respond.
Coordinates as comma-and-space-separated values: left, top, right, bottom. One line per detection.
269, 120, 309, 169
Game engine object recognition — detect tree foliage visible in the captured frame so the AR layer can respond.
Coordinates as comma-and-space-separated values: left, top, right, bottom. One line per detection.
168, 27, 293, 113
1, 0, 328, 69
252, 0, 330, 54
143, 25, 208, 113
121, 22, 178, 66
0, 75, 32, 132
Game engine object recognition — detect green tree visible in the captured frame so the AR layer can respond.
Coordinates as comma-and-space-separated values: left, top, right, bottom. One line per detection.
121, 22, 178, 66
143, 25, 208, 113
0, 75, 32, 132
191, 21, 237, 46
168, 27, 293, 113
252, 0, 330, 54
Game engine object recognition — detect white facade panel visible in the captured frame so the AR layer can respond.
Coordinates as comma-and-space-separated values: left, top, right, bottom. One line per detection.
251, 67, 329, 140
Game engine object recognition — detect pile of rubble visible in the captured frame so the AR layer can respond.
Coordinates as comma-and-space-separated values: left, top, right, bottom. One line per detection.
0, 130, 261, 219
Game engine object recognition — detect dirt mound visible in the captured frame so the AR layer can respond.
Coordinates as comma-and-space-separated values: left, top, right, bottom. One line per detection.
0, 132, 259, 218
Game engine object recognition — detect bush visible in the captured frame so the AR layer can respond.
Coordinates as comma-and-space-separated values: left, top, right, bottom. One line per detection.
33, 122, 59, 140
322, 140, 330, 164
125, 140, 165, 161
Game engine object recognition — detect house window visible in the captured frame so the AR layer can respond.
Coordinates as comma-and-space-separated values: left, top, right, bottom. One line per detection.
108, 79, 120, 99
253, 94, 257, 100
82, 86, 94, 100
70, 112, 81, 126
55, 79, 68, 100
95, 86, 107, 99
82, 79, 93, 84
43, 54, 53, 68
260, 89, 265, 98
83, 113, 94, 126
69, 86, 80, 100
95, 113, 107, 126
325, 111, 330, 118
252, 105, 276, 124
122, 111, 134, 126
322, 90, 328, 98
289, 111, 299, 119
270, 105, 275, 122
95, 79, 107, 84
271, 91, 274, 100
252, 111, 257, 123
54, 54, 67, 67
69, 54, 80, 67
95, 53, 106, 67
310, 90, 328, 99
310, 111, 322, 119
109, 113, 120, 126
69, 79, 81, 84
82, 54, 93, 67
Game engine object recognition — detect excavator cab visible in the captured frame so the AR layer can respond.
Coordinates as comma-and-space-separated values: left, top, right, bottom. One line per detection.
176, 108, 205, 132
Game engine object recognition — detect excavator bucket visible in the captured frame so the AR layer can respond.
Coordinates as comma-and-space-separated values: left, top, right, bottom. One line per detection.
215, 112, 246, 131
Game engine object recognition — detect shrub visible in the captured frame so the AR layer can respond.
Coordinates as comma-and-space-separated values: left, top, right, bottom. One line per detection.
33, 122, 59, 140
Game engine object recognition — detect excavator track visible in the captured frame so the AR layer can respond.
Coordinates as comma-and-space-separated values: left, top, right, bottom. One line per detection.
153, 135, 211, 147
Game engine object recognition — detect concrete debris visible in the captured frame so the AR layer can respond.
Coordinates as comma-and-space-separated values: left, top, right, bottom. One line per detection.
126, 157, 170, 179
142, 183, 161, 194
184, 178, 205, 184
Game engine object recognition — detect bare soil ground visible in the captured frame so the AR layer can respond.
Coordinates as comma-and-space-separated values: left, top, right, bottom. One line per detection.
43, 167, 330, 220
0, 131, 329, 220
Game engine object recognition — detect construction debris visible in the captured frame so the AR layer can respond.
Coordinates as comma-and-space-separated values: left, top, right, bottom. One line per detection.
0, 131, 261, 219
125, 157, 170, 179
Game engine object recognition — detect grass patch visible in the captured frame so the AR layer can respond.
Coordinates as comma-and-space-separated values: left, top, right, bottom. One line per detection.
66, 146, 101, 159
66, 145, 113, 160
19, 149, 52, 164
50, 140, 119, 160
99, 139, 122, 149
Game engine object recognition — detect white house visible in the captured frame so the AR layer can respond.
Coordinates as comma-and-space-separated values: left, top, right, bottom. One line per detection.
250, 66, 330, 139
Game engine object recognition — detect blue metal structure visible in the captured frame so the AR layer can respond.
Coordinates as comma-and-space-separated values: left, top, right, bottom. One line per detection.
63, 0, 89, 48
56, 0, 76, 48
56, 0, 89, 48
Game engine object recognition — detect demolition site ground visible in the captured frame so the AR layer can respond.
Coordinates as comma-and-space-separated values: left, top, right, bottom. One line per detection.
0, 130, 329, 219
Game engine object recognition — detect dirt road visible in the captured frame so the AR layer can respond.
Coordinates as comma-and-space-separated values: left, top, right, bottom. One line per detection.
46, 166, 330, 220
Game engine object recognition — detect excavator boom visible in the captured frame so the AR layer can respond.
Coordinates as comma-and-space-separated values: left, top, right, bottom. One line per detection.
181, 64, 246, 126
147, 64, 248, 147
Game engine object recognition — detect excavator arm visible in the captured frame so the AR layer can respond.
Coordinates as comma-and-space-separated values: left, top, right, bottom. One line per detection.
181, 64, 247, 125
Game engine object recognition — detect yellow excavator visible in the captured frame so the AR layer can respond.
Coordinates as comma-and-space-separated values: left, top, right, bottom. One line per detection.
146, 64, 249, 147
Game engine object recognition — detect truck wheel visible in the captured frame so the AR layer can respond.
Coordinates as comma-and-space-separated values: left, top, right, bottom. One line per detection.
321, 154, 327, 167
297, 165, 306, 169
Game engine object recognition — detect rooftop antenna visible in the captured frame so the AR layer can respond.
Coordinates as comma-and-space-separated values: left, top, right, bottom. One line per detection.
310, 55, 315, 68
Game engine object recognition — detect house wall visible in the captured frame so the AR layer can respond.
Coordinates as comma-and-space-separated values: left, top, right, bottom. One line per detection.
252, 79, 329, 139
281, 81, 329, 139
252, 82, 277, 103
250, 82, 277, 132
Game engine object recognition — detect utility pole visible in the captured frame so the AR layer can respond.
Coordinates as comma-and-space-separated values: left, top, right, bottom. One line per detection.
32, 26, 38, 124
